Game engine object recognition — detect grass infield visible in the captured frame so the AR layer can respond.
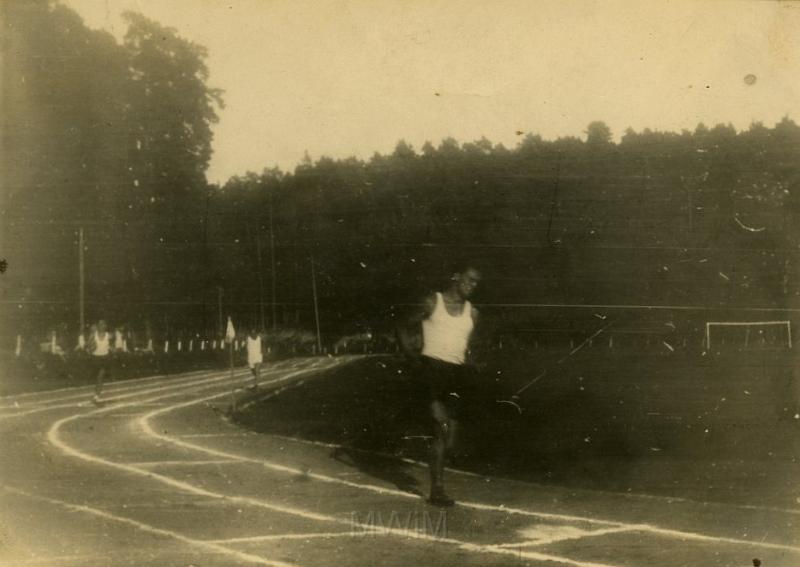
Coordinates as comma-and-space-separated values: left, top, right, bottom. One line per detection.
234, 352, 800, 508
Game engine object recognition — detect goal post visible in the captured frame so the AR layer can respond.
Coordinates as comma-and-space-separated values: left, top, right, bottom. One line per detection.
705, 320, 792, 350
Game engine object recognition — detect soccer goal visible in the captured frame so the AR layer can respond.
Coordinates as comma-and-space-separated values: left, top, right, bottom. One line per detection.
705, 321, 792, 351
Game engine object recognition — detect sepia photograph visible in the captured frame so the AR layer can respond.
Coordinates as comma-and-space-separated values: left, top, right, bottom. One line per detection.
1, 0, 799, 565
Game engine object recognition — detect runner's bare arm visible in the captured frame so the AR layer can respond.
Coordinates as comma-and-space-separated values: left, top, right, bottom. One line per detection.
397, 293, 436, 359
465, 306, 484, 367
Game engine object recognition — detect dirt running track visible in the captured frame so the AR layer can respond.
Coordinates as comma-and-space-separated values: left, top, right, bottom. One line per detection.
1, 356, 799, 566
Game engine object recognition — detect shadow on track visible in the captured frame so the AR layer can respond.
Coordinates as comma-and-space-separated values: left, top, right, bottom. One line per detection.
330, 446, 423, 496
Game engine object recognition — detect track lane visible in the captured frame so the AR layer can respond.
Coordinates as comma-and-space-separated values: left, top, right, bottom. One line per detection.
45, 357, 623, 567
4, 356, 799, 567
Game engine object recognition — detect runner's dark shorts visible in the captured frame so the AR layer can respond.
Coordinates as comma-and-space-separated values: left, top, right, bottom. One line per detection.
420, 355, 468, 418
91, 354, 111, 376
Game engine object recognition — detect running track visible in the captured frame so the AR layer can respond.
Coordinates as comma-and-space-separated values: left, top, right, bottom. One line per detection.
1, 356, 798, 566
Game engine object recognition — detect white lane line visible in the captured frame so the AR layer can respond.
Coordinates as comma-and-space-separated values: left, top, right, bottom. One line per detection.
599, 487, 800, 518
0, 369, 238, 421
1, 485, 297, 567
141, 371, 800, 556
305, 432, 800, 518
0, 404, 86, 419
141, 394, 622, 527
48, 358, 620, 567
1, 359, 313, 420
0, 366, 221, 404
129, 459, 241, 468
106, 412, 164, 417
0, 368, 243, 424
490, 522, 800, 555
275, 433, 483, 478
180, 433, 256, 438
99, 363, 800, 522
112, 402, 169, 407
0, 367, 229, 415
206, 532, 363, 544
0, 358, 306, 407
234, 378, 308, 413
48, 362, 350, 514
210, 364, 800, 521
1, 554, 100, 565
216, 371, 800, 520
493, 526, 639, 548
634, 525, 800, 554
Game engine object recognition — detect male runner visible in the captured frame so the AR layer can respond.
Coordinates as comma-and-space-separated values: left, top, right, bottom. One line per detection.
88, 319, 111, 405
246, 328, 264, 390
399, 264, 481, 506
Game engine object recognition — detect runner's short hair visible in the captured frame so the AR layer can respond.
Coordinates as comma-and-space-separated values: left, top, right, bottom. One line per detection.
449, 260, 480, 277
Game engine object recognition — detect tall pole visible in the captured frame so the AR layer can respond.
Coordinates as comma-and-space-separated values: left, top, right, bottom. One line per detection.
225, 316, 236, 411
310, 255, 322, 354
229, 337, 234, 395
255, 224, 266, 330
203, 186, 212, 337
545, 154, 561, 245
79, 227, 85, 336
269, 200, 277, 330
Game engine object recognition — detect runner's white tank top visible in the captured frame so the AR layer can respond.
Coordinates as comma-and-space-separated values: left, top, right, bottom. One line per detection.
421, 292, 473, 365
93, 332, 110, 357
247, 335, 263, 366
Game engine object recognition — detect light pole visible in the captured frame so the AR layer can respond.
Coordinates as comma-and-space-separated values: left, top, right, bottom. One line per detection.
310, 255, 322, 354
255, 224, 266, 330
269, 200, 277, 330
78, 227, 85, 347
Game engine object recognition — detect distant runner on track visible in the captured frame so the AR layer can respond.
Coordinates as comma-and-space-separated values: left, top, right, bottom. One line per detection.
246, 328, 264, 390
399, 263, 481, 507
88, 320, 112, 405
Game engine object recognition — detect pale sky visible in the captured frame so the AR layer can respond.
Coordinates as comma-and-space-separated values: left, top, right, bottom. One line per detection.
64, 0, 800, 184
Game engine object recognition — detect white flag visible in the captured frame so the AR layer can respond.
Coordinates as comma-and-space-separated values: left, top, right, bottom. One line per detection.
225, 316, 236, 343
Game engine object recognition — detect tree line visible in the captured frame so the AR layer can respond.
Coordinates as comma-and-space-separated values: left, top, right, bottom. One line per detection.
3, 1, 799, 343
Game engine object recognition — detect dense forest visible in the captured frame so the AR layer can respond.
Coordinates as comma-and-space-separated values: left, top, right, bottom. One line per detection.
3, 1, 800, 346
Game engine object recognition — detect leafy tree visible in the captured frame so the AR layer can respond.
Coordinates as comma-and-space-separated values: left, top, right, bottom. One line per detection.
585, 121, 613, 147
5, 2, 799, 340
2, 0, 129, 330
2, 2, 224, 337
115, 11, 224, 324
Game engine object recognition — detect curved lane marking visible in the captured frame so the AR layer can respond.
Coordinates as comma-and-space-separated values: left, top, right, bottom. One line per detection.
0, 359, 302, 411
141, 364, 800, 556
1, 369, 241, 420
48, 357, 620, 567
1, 365, 223, 403
1, 485, 297, 567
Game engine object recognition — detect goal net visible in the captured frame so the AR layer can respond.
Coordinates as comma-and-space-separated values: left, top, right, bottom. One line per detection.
705, 321, 792, 351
